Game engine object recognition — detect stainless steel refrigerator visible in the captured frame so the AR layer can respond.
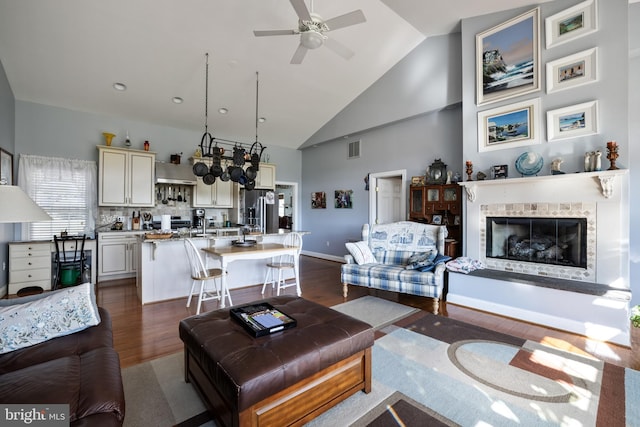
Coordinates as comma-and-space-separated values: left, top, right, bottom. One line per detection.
242, 189, 278, 234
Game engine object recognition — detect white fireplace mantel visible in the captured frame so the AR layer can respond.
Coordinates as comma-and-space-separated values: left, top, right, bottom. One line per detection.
448, 167, 630, 345
458, 169, 628, 202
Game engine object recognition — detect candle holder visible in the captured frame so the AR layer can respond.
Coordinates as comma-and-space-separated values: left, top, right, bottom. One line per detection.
465, 161, 473, 181
606, 141, 619, 170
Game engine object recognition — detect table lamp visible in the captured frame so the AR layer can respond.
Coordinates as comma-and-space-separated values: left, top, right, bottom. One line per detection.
0, 184, 52, 222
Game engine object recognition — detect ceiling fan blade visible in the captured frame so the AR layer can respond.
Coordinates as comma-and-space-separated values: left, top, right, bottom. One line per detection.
324, 10, 366, 31
323, 37, 354, 60
290, 43, 308, 64
253, 29, 297, 37
289, 0, 312, 22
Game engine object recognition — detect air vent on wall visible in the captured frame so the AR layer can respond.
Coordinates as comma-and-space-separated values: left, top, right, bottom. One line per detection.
348, 140, 360, 159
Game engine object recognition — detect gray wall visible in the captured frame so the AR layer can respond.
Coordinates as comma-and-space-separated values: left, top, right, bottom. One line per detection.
15, 101, 301, 182
301, 106, 462, 257
0, 59, 15, 295
302, 33, 462, 148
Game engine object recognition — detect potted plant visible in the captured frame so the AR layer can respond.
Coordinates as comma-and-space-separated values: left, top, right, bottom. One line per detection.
632, 305, 640, 328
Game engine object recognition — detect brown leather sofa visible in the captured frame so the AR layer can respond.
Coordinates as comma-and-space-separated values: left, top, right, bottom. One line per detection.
0, 306, 125, 426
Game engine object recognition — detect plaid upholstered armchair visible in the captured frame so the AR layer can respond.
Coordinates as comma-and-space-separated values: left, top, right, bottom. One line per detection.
341, 221, 449, 313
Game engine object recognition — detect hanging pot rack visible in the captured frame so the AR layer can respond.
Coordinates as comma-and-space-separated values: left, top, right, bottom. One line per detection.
193, 55, 267, 188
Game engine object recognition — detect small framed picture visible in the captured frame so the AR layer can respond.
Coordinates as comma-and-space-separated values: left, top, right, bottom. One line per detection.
334, 190, 353, 209
478, 98, 541, 152
0, 148, 13, 185
311, 192, 326, 209
432, 215, 443, 225
545, 0, 598, 49
454, 215, 461, 225
491, 165, 509, 179
546, 48, 597, 94
547, 100, 599, 142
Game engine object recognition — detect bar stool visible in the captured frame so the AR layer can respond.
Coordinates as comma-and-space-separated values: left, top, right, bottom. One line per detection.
184, 238, 226, 314
53, 234, 87, 290
262, 232, 302, 296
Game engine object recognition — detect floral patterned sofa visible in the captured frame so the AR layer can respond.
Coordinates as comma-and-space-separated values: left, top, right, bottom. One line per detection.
341, 221, 449, 312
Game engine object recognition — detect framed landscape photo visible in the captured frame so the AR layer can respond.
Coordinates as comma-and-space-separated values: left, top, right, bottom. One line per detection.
547, 100, 599, 142
545, 0, 598, 49
478, 98, 540, 152
476, 8, 540, 106
0, 148, 13, 185
546, 48, 598, 94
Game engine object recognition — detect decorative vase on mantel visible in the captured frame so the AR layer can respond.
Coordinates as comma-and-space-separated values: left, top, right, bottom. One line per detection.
102, 132, 115, 147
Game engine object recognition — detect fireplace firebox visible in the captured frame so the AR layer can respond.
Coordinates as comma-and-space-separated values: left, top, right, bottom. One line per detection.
486, 217, 587, 268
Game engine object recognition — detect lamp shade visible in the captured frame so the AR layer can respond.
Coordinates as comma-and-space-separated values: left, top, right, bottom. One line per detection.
0, 185, 52, 223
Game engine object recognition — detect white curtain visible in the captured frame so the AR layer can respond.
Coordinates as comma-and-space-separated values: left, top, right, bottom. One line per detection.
18, 154, 97, 240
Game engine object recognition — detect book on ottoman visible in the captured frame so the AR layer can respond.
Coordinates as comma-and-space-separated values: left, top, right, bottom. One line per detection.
230, 302, 297, 337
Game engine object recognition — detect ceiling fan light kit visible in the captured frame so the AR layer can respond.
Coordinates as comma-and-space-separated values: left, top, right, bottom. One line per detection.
301, 30, 324, 49
253, 0, 366, 64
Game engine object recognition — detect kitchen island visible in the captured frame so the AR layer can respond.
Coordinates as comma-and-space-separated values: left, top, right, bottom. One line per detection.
136, 231, 305, 305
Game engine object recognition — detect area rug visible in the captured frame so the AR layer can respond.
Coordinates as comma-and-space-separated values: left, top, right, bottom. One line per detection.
330, 295, 420, 329
306, 314, 640, 427
121, 301, 640, 427
121, 352, 215, 427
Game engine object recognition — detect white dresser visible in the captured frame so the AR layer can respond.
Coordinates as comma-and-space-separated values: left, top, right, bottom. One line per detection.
8, 239, 98, 295
8, 241, 52, 295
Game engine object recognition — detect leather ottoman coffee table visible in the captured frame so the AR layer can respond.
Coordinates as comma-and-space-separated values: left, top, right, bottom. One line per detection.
179, 295, 374, 427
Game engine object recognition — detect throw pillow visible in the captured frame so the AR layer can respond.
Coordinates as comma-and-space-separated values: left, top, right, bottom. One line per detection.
0, 282, 101, 354
418, 253, 453, 272
405, 249, 438, 270
346, 241, 377, 265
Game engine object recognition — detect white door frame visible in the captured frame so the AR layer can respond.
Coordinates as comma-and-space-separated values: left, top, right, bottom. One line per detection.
275, 181, 299, 230
368, 169, 407, 225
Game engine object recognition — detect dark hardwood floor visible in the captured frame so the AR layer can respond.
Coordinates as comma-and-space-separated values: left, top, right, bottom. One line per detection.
96, 255, 637, 370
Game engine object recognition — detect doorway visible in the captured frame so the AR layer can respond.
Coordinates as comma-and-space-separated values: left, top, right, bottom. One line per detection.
275, 182, 298, 231
368, 170, 406, 225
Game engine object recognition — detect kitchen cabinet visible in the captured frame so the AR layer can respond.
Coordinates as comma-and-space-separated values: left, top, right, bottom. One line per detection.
409, 184, 462, 256
8, 242, 52, 295
254, 163, 276, 190
98, 146, 156, 207
98, 232, 144, 280
191, 159, 235, 208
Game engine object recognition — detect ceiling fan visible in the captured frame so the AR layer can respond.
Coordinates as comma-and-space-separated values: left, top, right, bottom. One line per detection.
253, 0, 366, 64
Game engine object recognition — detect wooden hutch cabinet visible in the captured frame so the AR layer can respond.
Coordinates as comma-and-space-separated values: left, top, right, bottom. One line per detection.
409, 184, 462, 257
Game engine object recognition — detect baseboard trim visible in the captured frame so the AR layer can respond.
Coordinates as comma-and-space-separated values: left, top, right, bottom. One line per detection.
301, 251, 345, 263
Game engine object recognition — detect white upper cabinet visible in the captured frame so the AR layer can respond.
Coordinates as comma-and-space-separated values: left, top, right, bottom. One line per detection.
98, 146, 156, 207
255, 163, 276, 190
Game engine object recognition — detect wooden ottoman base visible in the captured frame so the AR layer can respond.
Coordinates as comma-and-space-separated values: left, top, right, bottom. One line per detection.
185, 346, 371, 427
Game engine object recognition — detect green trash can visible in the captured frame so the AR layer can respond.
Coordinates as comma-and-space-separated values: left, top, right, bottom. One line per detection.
60, 266, 80, 286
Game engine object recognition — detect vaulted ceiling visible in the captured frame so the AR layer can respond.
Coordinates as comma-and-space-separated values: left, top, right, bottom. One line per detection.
4, 0, 628, 151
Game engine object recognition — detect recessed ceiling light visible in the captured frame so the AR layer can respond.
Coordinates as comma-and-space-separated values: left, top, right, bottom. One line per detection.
172, 97, 184, 104
218, 107, 228, 114
113, 82, 127, 91
258, 117, 266, 123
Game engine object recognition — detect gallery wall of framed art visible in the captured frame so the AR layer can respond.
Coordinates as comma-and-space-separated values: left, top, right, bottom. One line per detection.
464, 0, 622, 177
